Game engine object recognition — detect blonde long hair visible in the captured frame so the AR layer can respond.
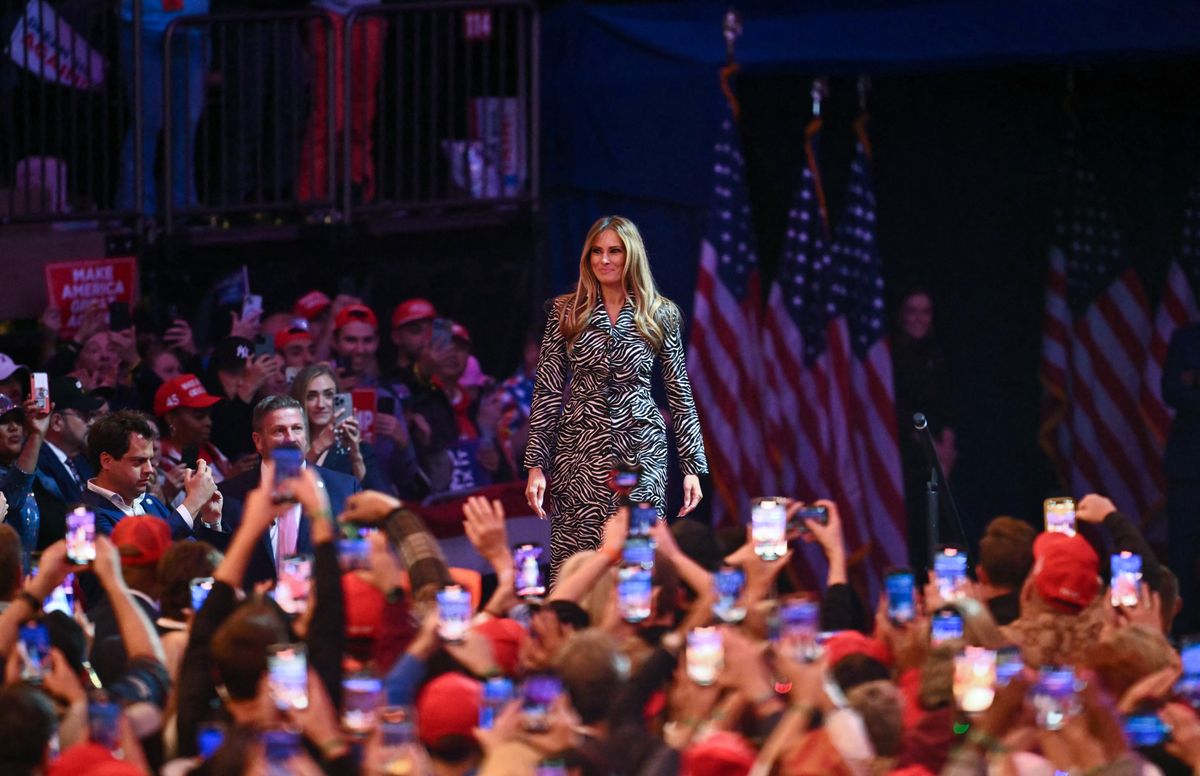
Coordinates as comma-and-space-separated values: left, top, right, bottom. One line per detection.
558, 215, 676, 352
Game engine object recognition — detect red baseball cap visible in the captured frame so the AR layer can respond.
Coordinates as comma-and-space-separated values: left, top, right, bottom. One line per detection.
415, 672, 482, 748
342, 571, 386, 640
48, 743, 144, 776
824, 630, 893, 669
681, 731, 756, 776
391, 298, 437, 328
274, 322, 313, 352
111, 515, 172, 567
1032, 532, 1100, 612
450, 322, 472, 346
334, 304, 378, 332
153, 374, 221, 417
473, 616, 526, 676
293, 290, 332, 320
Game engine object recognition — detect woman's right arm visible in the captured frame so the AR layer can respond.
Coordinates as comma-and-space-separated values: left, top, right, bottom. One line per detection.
522, 300, 569, 472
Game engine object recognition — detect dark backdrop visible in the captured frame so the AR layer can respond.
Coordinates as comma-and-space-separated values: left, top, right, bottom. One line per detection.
544, 57, 1200, 545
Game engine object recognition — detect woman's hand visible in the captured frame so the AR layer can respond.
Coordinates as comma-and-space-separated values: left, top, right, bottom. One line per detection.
679, 474, 702, 517
338, 415, 362, 454
525, 467, 547, 518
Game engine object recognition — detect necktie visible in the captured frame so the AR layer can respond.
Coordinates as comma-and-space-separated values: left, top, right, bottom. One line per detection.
63, 456, 81, 487
276, 509, 299, 572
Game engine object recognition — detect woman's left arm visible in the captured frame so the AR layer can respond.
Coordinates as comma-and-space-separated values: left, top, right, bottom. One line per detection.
659, 306, 708, 477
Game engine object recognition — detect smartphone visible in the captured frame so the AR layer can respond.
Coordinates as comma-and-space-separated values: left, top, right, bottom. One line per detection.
181, 444, 200, 471
89, 695, 122, 751
513, 543, 546, 599
629, 502, 657, 537
337, 537, 370, 572
1123, 713, 1170, 746
267, 644, 308, 710
1044, 497, 1076, 536
253, 337, 275, 358
480, 677, 515, 730
263, 729, 301, 765
437, 585, 472, 644
44, 572, 74, 616
241, 294, 264, 322
65, 506, 96, 565
751, 497, 788, 561
712, 566, 746, 624
190, 576, 214, 613
687, 627, 723, 686
617, 565, 653, 623
621, 536, 656, 570
521, 674, 562, 733
333, 392, 353, 426
953, 647, 997, 713
270, 444, 304, 503
934, 545, 969, 601
108, 300, 133, 331
885, 568, 916, 625
1110, 551, 1142, 608
608, 464, 640, 495
197, 722, 225, 758
787, 504, 829, 535
341, 675, 383, 736
1031, 667, 1082, 731
378, 395, 397, 416
272, 555, 312, 616
931, 609, 965, 645
284, 366, 300, 387
30, 372, 49, 413
17, 622, 50, 683
779, 598, 821, 663
996, 646, 1023, 687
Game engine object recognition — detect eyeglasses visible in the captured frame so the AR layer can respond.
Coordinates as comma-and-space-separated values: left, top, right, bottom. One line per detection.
61, 409, 92, 424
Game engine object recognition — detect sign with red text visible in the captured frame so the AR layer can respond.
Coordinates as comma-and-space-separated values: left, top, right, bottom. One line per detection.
9, 0, 106, 90
463, 10, 492, 41
352, 388, 377, 444
44, 257, 137, 338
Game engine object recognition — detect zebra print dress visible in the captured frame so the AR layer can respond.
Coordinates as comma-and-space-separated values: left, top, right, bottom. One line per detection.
524, 296, 708, 573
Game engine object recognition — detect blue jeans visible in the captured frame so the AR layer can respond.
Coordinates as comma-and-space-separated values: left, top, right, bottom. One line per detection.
117, 24, 208, 216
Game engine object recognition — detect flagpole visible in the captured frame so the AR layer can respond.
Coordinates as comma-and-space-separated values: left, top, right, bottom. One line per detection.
720, 8, 742, 119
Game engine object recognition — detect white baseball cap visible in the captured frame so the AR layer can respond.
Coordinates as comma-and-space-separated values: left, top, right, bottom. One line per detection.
0, 353, 29, 382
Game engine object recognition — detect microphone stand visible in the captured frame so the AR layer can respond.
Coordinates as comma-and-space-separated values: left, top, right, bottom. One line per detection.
912, 412, 967, 562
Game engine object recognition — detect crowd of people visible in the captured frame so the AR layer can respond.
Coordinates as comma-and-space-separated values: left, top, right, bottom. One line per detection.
0, 289, 1197, 775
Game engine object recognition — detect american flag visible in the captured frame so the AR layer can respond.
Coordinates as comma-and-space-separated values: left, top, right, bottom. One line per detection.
1039, 137, 1161, 520
1142, 186, 1200, 455
828, 118, 908, 584
761, 116, 907, 591
687, 99, 773, 526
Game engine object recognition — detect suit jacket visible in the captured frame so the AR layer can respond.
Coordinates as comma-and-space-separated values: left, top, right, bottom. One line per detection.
1164, 322, 1200, 480
33, 445, 93, 550
80, 487, 190, 539
194, 465, 360, 588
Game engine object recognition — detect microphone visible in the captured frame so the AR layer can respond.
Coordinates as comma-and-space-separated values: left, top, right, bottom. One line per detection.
913, 412, 927, 431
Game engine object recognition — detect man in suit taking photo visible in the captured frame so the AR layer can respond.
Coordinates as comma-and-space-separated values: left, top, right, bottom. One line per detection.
195, 394, 360, 587
34, 377, 102, 549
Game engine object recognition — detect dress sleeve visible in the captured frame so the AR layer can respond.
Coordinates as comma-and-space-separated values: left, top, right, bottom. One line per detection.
522, 300, 568, 472
659, 307, 708, 476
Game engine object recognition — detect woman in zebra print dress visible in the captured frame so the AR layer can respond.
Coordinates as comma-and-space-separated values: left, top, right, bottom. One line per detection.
524, 215, 708, 574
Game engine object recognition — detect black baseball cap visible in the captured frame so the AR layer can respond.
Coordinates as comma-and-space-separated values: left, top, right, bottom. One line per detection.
49, 377, 105, 415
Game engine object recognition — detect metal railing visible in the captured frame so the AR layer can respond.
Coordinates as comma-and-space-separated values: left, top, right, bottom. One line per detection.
341, 0, 539, 222
0, 0, 538, 232
162, 9, 337, 234
0, 0, 134, 223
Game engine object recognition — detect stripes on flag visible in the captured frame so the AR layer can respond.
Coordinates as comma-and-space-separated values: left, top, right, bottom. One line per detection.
760, 114, 907, 593
1142, 187, 1200, 453
1039, 138, 1161, 521
687, 95, 774, 527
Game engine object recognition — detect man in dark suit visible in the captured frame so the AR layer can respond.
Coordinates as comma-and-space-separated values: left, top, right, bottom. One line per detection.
195, 394, 360, 588
82, 410, 222, 538
1164, 322, 1200, 633
33, 377, 102, 550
